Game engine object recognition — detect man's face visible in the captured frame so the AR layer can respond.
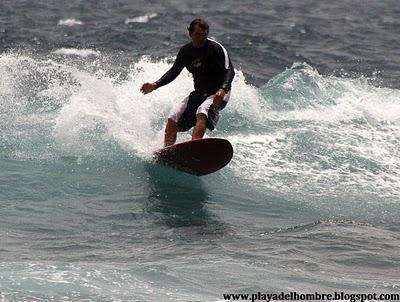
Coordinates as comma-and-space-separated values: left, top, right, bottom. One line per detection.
190, 25, 208, 48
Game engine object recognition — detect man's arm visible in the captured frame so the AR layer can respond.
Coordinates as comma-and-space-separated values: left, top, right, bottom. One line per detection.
211, 40, 235, 105
155, 49, 185, 87
221, 55, 235, 93
140, 48, 185, 94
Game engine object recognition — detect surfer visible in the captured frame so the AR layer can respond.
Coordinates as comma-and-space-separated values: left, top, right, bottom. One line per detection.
140, 18, 235, 147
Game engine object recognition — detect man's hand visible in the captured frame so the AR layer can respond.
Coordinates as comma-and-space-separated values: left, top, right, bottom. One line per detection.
140, 82, 158, 94
213, 88, 226, 106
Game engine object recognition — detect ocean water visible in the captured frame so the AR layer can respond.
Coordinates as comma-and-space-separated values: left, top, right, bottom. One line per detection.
1, 0, 400, 301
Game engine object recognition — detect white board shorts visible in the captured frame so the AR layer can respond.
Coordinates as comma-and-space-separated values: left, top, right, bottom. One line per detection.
168, 91, 230, 131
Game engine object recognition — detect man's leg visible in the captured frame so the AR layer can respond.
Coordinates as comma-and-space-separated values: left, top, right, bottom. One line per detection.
164, 118, 177, 147
165, 95, 190, 147
192, 113, 207, 140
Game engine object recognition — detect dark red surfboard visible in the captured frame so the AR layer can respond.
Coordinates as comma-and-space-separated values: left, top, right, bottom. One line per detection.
153, 138, 233, 176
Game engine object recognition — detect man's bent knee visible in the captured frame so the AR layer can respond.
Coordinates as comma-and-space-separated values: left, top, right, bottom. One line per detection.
196, 113, 207, 123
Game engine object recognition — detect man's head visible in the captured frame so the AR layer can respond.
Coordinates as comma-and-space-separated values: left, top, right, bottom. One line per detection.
188, 18, 209, 48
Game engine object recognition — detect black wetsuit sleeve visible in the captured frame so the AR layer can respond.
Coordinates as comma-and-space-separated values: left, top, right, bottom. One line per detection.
213, 41, 235, 93
221, 56, 235, 93
155, 48, 185, 88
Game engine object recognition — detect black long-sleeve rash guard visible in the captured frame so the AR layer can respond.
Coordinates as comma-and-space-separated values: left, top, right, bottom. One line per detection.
155, 38, 235, 95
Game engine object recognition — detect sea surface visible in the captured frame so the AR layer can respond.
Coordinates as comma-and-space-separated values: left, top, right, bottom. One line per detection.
1, 0, 400, 301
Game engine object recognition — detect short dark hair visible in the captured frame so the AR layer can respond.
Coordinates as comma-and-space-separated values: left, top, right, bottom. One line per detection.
188, 18, 209, 33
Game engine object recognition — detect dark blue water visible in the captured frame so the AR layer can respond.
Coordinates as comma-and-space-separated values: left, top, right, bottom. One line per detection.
1, 1, 400, 301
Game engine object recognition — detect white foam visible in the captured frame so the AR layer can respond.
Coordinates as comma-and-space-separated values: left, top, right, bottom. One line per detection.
0, 56, 15, 98
53, 56, 194, 157
228, 128, 400, 201
53, 48, 100, 57
230, 67, 400, 200
264, 63, 400, 125
57, 18, 83, 26
224, 70, 264, 122
125, 13, 158, 24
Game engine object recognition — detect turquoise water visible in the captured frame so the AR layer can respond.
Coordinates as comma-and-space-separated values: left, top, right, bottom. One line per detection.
1, 0, 400, 300
1, 53, 400, 301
